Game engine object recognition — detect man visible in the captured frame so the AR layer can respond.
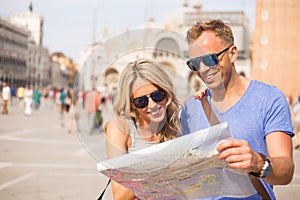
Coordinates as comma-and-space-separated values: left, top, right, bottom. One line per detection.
180, 19, 294, 199
1, 82, 11, 114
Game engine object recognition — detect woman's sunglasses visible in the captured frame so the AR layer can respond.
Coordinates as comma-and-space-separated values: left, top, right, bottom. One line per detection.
186, 46, 231, 71
131, 89, 166, 109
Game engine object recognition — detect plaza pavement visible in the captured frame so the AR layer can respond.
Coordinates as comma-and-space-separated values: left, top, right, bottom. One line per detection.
0, 100, 113, 200
0, 99, 299, 200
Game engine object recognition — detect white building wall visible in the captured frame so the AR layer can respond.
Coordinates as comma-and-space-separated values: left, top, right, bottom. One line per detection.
78, 5, 251, 98
10, 12, 43, 46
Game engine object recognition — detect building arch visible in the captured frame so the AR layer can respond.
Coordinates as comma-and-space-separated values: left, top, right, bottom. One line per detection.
103, 67, 119, 93
154, 37, 180, 58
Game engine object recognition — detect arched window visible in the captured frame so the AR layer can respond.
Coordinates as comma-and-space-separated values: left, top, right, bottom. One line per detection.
154, 38, 180, 58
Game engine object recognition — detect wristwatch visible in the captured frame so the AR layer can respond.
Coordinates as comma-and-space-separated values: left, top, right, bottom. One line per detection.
250, 153, 272, 178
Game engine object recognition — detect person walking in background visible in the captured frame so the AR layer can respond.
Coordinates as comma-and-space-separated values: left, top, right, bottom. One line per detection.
64, 89, 71, 113
10, 86, 16, 106
84, 87, 101, 134
292, 96, 300, 149
1, 82, 11, 114
59, 88, 67, 127
181, 19, 294, 200
17, 86, 25, 106
33, 87, 41, 110
24, 85, 33, 116
66, 89, 80, 133
55, 89, 61, 110
104, 59, 181, 199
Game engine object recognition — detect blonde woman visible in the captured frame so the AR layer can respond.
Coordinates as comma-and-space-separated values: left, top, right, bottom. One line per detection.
105, 58, 181, 200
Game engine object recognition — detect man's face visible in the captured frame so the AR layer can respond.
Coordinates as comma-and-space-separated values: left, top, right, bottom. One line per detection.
188, 31, 232, 90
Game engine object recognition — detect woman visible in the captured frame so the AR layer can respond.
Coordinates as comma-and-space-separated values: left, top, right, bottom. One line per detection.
105, 58, 181, 200
24, 85, 33, 116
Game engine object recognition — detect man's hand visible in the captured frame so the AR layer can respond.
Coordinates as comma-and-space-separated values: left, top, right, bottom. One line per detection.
217, 139, 263, 173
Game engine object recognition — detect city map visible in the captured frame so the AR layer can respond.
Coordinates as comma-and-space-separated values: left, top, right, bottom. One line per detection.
97, 122, 256, 199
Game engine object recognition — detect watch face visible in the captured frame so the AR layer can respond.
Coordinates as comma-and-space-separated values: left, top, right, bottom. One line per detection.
263, 158, 272, 178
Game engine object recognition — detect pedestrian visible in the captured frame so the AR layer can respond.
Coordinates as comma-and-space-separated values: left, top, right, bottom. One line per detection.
48, 88, 56, 109
17, 86, 25, 106
10, 86, 16, 106
66, 89, 80, 133
104, 58, 181, 199
55, 89, 61, 110
59, 88, 67, 126
24, 85, 33, 116
33, 87, 41, 110
180, 19, 294, 200
1, 82, 11, 114
84, 87, 101, 134
292, 96, 300, 149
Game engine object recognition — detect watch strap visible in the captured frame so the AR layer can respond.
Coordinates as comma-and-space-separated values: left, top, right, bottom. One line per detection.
250, 153, 272, 178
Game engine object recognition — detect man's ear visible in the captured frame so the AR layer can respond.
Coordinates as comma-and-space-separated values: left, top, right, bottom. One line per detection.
229, 45, 238, 63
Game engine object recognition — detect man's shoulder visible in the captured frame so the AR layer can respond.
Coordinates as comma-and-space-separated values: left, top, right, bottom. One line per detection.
248, 80, 288, 110
182, 96, 202, 114
250, 80, 283, 96
184, 96, 200, 106
251, 80, 278, 90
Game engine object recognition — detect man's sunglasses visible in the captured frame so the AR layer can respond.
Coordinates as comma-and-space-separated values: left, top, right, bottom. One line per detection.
131, 89, 166, 109
186, 46, 231, 71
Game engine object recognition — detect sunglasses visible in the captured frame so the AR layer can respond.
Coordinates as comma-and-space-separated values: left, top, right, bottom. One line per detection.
131, 89, 166, 109
186, 46, 231, 71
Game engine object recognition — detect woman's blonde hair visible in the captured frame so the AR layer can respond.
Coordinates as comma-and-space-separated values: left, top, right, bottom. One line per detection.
113, 58, 181, 142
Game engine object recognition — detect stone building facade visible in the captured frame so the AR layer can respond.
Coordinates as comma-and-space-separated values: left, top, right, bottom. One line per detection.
252, 0, 300, 97
0, 17, 29, 87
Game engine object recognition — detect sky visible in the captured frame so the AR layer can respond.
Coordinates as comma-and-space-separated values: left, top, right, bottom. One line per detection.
0, 0, 255, 62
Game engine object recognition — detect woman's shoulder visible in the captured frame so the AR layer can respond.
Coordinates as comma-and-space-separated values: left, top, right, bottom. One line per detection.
105, 116, 131, 138
105, 116, 133, 156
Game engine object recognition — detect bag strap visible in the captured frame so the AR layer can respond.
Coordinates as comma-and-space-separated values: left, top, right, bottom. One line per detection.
199, 95, 271, 200
97, 179, 111, 200
200, 95, 220, 126
248, 175, 271, 200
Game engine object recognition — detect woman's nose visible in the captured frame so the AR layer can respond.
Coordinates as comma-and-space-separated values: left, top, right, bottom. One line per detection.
147, 97, 156, 108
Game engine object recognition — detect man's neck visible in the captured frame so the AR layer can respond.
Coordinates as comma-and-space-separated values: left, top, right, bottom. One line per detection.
210, 75, 250, 111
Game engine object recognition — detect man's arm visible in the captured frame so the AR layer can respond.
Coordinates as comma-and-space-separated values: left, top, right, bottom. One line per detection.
263, 131, 294, 184
217, 131, 294, 185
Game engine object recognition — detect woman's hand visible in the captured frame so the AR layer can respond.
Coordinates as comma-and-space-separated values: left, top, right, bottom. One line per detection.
194, 88, 208, 100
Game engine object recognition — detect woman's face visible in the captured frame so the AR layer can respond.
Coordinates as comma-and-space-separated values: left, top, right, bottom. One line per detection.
131, 77, 168, 126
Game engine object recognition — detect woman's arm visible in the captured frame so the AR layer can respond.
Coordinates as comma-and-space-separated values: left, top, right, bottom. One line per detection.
105, 118, 137, 200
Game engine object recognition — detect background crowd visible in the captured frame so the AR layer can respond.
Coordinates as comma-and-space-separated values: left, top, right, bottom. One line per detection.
1, 81, 300, 148
0, 81, 115, 135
